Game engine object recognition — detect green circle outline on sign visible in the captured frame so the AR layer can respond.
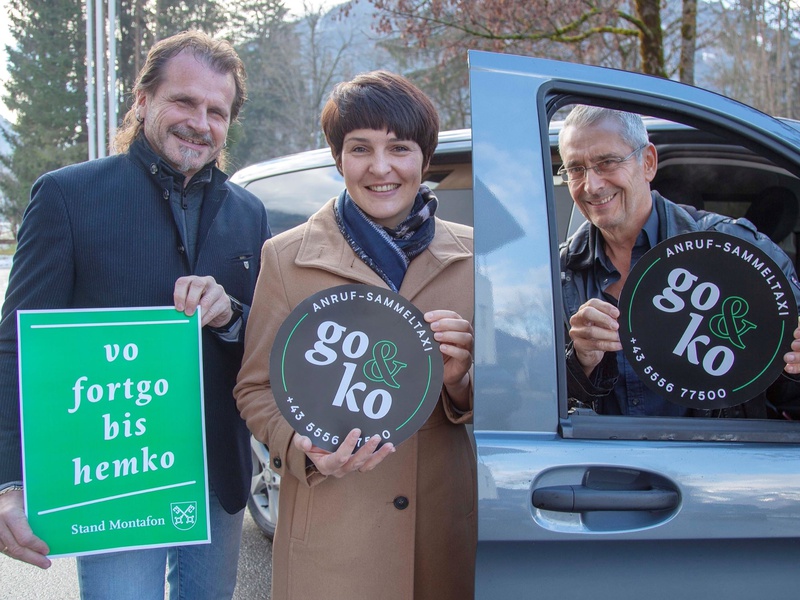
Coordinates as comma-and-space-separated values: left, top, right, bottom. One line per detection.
275, 314, 435, 433
619, 230, 797, 410
625, 256, 788, 394
270, 284, 444, 451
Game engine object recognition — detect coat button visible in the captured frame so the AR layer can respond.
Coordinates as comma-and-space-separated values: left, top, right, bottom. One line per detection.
150, 164, 158, 174
163, 189, 169, 199
273, 457, 282, 469
178, 245, 185, 254
393, 496, 409, 510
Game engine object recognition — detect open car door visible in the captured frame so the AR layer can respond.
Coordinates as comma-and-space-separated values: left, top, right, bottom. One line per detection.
470, 51, 800, 599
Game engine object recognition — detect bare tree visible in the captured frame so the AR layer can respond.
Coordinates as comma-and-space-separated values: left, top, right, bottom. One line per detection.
634, 0, 666, 76
295, 1, 355, 149
706, 0, 800, 118
679, 0, 697, 83
364, 0, 684, 78
227, 0, 357, 165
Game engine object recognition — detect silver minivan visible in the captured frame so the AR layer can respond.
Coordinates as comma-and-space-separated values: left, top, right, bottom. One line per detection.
233, 54, 800, 598
470, 52, 800, 599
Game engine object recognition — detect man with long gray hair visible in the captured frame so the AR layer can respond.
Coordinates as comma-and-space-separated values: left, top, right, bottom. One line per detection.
0, 30, 270, 598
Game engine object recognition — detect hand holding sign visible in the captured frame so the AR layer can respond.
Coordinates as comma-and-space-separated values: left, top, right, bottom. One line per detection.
783, 320, 800, 376
619, 231, 798, 410
568, 299, 623, 377
426, 309, 474, 406
293, 428, 395, 477
0, 490, 51, 569
173, 275, 232, 328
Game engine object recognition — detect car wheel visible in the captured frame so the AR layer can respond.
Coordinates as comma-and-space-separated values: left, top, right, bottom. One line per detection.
247, 435, 279, 540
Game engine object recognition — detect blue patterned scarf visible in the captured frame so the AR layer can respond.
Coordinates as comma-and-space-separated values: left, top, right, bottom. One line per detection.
334, 185, 438, 291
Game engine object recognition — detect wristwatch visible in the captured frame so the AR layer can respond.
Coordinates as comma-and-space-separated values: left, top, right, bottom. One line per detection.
0, 484, 23, 497
210, 295, 243, 333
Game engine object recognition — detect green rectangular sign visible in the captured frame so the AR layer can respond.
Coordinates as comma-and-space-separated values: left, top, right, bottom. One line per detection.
18, 307, 209, 557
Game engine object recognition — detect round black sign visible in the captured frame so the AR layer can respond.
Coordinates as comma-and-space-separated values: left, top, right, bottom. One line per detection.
270, 284, 443, 452
619, 231, 798, 410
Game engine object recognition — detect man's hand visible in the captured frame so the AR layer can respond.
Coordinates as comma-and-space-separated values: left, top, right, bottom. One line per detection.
173, 276, 233, 328
292, 428, 395, 478
569, 298, 622, 376
0, 490, 50, 569
783, 319, 800, 375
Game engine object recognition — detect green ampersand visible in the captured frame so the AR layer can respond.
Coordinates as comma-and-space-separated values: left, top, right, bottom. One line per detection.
363, 340, 407, 389
709, 296, 757, 349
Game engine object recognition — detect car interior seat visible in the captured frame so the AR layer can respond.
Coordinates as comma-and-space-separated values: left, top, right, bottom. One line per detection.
652, 177, 704, 211
743, 186, 799, 244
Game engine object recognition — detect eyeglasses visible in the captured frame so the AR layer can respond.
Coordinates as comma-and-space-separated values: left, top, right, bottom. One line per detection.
558, 144, 647, 183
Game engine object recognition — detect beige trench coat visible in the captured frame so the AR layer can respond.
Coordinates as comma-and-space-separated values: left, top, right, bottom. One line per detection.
235, 199, 477, 600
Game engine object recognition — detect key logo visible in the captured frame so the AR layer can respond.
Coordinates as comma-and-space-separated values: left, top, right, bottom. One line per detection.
170, 501, 198, 531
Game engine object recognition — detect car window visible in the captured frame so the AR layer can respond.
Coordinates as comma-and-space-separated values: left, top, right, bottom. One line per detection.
469, 54, 800, 599
239, 150, 476, 236
654, 154, 800, 261
243, 167, 344, 235
425, 160, 473, 226
549, 102, 800, 442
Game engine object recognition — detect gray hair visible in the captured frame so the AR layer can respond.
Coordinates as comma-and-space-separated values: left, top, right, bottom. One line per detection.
558, 105, 649, 161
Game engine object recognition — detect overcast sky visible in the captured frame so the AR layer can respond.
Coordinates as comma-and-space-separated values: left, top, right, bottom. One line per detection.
0, 0, 344, 122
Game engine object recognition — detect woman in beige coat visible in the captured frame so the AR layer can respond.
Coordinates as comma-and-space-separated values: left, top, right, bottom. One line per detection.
234, 71, 476, 600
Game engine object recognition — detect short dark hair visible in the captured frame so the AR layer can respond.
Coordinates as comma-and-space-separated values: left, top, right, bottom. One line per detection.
114, 30, 247, 161
320, 70, 439, 173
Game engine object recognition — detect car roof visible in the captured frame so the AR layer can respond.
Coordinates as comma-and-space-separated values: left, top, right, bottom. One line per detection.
231, 116, 800, 187
231, 129, 472, 185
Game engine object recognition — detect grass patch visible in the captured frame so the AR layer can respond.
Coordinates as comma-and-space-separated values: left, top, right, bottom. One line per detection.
0, 243, 17, 256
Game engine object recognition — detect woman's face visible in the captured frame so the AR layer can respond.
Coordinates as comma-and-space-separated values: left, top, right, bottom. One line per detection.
340, 128, 426, 229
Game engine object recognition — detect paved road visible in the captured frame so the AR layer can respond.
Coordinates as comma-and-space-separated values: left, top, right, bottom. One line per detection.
0, 259, 274, 598
0, 510, 273, 599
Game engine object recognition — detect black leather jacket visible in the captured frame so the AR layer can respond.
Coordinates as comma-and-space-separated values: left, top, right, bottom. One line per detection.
560, 191, 800, 418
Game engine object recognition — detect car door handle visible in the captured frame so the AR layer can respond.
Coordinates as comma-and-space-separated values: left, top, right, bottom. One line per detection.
532, 485, 679, 512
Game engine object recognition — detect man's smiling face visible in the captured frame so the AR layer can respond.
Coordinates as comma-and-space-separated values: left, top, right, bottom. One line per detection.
136, 50, 235, 185
560, 118, 657, 238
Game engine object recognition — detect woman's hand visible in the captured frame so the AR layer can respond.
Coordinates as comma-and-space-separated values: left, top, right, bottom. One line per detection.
293, 428, 395, 478
425, 310, 473, 408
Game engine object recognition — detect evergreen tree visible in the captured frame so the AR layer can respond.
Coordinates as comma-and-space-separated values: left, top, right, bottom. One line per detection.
227, 0, 306, 168
115, 0, 228, 128
154, 0, 225, 37
0, 0, 88, 234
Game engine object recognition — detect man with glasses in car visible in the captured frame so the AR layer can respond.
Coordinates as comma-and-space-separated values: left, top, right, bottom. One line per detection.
559, 105, 800, 417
